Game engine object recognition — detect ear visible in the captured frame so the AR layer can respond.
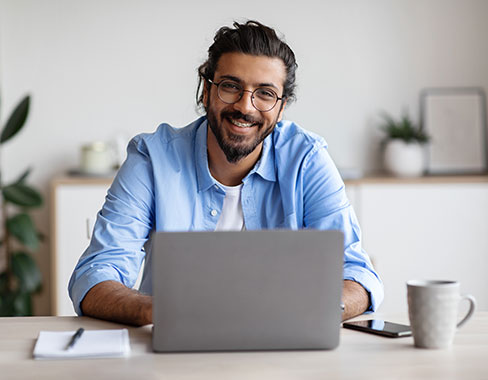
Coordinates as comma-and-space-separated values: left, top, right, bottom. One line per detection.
276, 98, 287, 122
202, 80, 209, 107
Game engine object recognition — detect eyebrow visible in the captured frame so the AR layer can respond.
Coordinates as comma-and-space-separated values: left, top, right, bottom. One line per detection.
218, 75, 280, 90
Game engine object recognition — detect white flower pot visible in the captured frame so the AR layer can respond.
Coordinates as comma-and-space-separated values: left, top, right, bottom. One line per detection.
384, 140, 426, 177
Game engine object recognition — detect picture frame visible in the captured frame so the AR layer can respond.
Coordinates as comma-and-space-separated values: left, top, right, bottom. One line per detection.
420, 87, 487, 175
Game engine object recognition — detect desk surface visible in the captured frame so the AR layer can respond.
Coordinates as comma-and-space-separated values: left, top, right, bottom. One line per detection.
1, 313, 487, 380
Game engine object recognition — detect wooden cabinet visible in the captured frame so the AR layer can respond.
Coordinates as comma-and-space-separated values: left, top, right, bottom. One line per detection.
346, 176, 488, 314
51, 177, 112, 315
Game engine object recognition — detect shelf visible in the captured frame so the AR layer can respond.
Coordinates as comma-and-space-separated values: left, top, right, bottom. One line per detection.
52, 173, 488, 188
51, 175, 115, 186
344, 174, 488, 185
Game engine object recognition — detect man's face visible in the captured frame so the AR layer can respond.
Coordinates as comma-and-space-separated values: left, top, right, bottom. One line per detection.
204, 52, 287, 163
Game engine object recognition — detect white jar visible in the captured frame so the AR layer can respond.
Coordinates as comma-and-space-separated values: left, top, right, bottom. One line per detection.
384, 140, 426, 177
80, 142, 113, 175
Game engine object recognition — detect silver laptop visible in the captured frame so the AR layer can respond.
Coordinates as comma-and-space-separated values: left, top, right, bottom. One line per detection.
152, 229, 344, 352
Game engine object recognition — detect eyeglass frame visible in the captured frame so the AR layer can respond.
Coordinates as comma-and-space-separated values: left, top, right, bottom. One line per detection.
205, 77, 285, 112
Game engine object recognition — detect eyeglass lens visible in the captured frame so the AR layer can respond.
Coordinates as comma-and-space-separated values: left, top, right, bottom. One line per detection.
217, 80, 278, 112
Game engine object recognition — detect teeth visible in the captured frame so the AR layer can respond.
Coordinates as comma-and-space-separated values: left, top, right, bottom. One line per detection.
230, 118, 253, 128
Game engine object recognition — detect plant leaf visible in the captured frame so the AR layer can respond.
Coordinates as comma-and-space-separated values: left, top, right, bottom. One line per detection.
0, 291, 17, 316
0, 272, 7, 293
14, 167, 32, 184
2, 183, 43, 208
0, 95, 30, 144
0, 289, 33, 316
7, 213, 39, 250
378, 111, 430, 143
13, 292, 32, 316
11, 251, 42, 293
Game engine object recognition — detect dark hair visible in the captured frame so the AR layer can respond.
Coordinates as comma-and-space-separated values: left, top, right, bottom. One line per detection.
196, 20, 298, 108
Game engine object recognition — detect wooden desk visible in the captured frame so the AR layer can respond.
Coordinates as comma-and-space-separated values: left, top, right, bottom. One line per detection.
1, 313, 487, 379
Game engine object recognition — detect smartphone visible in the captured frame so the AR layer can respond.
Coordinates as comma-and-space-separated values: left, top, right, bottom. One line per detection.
342, 319, 412, 338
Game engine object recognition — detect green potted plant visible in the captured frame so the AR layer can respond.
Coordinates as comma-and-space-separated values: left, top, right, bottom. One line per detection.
379, 111, 430, 177
0, 95, 44, 316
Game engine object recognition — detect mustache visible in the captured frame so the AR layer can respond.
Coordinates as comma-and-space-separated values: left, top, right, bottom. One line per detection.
221, 110, 261, 125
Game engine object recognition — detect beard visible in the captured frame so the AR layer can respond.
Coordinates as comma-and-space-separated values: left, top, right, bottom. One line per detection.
206, 106, 278, 164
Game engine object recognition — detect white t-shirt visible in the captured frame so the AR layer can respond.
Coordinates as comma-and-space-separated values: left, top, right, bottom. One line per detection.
215, 183, 245, 231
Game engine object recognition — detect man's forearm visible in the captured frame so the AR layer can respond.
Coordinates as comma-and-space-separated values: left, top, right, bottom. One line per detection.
80, 280, 152, 326
80, 279, 366, 325
341, 279, 370, 321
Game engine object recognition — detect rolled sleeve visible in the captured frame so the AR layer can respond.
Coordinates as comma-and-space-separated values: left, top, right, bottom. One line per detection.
68, 263, 124, 316
344, 261, 384, 313
303, 146, 384, 312
68, 136, 154, 315
342, 209, 384, 312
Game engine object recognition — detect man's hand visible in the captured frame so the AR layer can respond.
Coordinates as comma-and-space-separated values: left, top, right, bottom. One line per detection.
80, 280, 152, 326
341, 280, 370, 321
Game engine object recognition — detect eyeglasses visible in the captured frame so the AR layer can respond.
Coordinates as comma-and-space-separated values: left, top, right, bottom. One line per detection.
207, 78, 284, 112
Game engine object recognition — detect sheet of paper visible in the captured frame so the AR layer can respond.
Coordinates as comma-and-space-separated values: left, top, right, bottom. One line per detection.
33, 329, 130, 360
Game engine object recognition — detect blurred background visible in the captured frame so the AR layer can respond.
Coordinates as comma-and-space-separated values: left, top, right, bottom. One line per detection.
1, 0, 487, 316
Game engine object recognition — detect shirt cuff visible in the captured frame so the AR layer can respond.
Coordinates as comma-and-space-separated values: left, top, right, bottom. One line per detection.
343, 266, 384, 313
69, 267, 122, 316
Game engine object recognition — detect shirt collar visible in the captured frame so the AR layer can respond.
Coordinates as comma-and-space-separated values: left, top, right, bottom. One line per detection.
245, 131, 277, 183
195, 118, 217, 192
195, 118, 278, 192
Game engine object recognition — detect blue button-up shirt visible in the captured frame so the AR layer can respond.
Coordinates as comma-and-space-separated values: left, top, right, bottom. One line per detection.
69, 116, 384, 315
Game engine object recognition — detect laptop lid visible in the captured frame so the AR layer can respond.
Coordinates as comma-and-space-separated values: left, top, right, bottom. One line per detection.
152, 229, 344, 352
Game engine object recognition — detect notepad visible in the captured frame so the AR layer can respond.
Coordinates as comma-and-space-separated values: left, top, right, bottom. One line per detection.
33, 329, 130, 359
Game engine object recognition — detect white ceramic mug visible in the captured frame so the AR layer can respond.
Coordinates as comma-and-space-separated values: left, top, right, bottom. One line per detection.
80, 141, 114, 175
407, 280, 476, 349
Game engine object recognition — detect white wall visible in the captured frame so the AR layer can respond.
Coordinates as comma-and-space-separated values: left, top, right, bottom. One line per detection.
1, 0, 487, 315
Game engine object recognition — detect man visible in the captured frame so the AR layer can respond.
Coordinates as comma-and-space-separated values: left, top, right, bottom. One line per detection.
69, 20, 383, 326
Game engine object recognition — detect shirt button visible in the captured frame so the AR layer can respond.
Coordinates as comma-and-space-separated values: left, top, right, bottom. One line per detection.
210, 209, 218, 217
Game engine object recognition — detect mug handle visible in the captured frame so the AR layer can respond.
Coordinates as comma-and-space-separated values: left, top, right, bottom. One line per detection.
457, 294, 476, 329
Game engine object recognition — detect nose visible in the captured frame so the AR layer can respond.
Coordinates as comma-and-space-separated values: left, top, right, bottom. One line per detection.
233, 90, 256, 114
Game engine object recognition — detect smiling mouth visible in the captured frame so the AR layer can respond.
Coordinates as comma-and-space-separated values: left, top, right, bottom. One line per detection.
228, 118, 256, 128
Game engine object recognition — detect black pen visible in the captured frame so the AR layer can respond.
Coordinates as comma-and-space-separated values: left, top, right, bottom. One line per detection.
65, 328, 84, 350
